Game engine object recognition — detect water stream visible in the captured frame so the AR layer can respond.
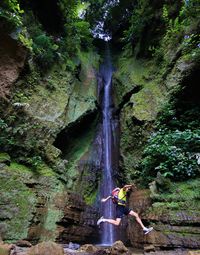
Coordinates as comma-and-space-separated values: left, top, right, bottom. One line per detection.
99, 44, 119, 245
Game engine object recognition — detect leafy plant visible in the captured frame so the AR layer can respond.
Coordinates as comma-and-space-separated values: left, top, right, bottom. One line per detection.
32, 33, 59, 70
154, 0, 200, 64
59, 0, 92, 54
0, 0, 24, 28
141, 129, 200, 182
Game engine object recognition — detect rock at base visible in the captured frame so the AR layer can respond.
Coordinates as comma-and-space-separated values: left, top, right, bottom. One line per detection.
110, 240, 129, 255
27, 241, 64, 255
0, 243, 14, 255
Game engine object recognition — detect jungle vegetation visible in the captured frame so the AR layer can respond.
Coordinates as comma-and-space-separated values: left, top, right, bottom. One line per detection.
0, 0, 199, 184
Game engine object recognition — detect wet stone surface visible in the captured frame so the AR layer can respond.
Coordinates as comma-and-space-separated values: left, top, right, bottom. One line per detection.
13, 245, 196, 255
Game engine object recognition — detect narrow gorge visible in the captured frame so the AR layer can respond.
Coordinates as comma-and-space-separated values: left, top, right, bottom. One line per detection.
0, 0, 199, 254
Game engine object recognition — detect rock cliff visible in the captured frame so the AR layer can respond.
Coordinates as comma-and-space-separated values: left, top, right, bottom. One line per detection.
0, 26, 100, 243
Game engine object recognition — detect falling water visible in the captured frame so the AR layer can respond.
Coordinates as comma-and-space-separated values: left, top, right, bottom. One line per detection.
99, 44, 119, 245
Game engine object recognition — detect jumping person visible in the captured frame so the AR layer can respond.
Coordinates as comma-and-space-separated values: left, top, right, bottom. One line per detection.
97, 184, 153, 235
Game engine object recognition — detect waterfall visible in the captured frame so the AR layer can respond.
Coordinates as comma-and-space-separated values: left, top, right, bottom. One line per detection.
99, 44, 119, 245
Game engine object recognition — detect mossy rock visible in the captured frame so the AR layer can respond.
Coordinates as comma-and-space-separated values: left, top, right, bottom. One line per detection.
0, 158, 67, 243
45, 145, 61, 163
0, 153, 11, 165
147, 179, 200, 225
0, 165, 37, 242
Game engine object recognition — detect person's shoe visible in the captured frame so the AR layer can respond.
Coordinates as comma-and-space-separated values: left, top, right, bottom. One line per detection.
143, 227, 153, 235
97, 216, 105, 225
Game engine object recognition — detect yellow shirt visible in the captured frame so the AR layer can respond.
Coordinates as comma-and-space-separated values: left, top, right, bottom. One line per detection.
117, 188, 127, 206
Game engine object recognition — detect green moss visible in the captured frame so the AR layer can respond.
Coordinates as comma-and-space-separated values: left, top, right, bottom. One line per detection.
113, 54, 167, 183
129, 81, 165, 121
0, 152, 11, 164
35, 163, 56, 177
64, 119, 97, 190
84, 189, 98, 205
38, 181, 65, 241
0, 152, 10, 160
78, 49, 100, 71
8, 161, 56, 177
25, 70, 72, 123
0, 166, 36, 242
0, 160, 63, 242
41, 208, 63, 241
114, 56, 160, 100
8, 162, 32, 173
154, 178, 200, 203
147, 179, 200, 222
113, 53, 168, 121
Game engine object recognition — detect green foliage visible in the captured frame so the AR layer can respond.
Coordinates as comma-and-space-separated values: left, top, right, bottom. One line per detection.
28, 156, 42, 168
21, 1, 92, 71
74, 20, 92, 49
182, 33, 200, 63
0, 0, 24, 28
154, 178, 200, 203
59, 0, 92, 54
157, 102, 200, 131
33, 34, 59, 71
22, 13, 59, 71
141, 96, 200, 183
122, 0, 153, 45
0, 116, 42, 159
119, 0, 199, 64
18, 28, 33, 50
162, 5, 183, 46
0, 1, 33, 50
154, 0, 200, 64
1, 0, 93, 71
141, 129, 200, 181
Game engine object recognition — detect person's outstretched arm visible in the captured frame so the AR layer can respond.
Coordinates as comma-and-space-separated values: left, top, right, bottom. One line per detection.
122, 184, 136, 190
101, 196, 112, 202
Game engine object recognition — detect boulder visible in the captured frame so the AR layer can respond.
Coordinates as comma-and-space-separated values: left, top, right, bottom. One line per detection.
15, 239, 32, 247
110, 240, 129, 255
187, 251, 200, 255
144, 245, 156, 252
27, 241, 64, 255
0, 243, 14, 255
94, 249, 109, 255
79, 244, 98, 253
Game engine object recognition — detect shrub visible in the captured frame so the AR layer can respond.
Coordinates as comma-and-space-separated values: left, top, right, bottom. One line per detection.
32, 34, 59, 70
0, 0, 23, 28
141, 129, 200, 182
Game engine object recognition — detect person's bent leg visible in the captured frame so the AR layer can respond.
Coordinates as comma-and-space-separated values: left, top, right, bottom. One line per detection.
128, 210, 153, 234
129, 210, 145, 229
104, 218, 121, 226
97, 217, 121, 226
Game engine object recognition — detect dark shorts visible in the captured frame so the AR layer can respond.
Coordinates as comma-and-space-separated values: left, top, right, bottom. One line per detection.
116, 205, 131, 218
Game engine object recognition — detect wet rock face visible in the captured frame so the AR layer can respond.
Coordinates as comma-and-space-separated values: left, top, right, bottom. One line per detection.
56, 192, 99, 243
0, 26, 27, 101
0, 161, 99, 244
27, 189, 99, 244
0, 27, 100, 243
127, 190, 200, 250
